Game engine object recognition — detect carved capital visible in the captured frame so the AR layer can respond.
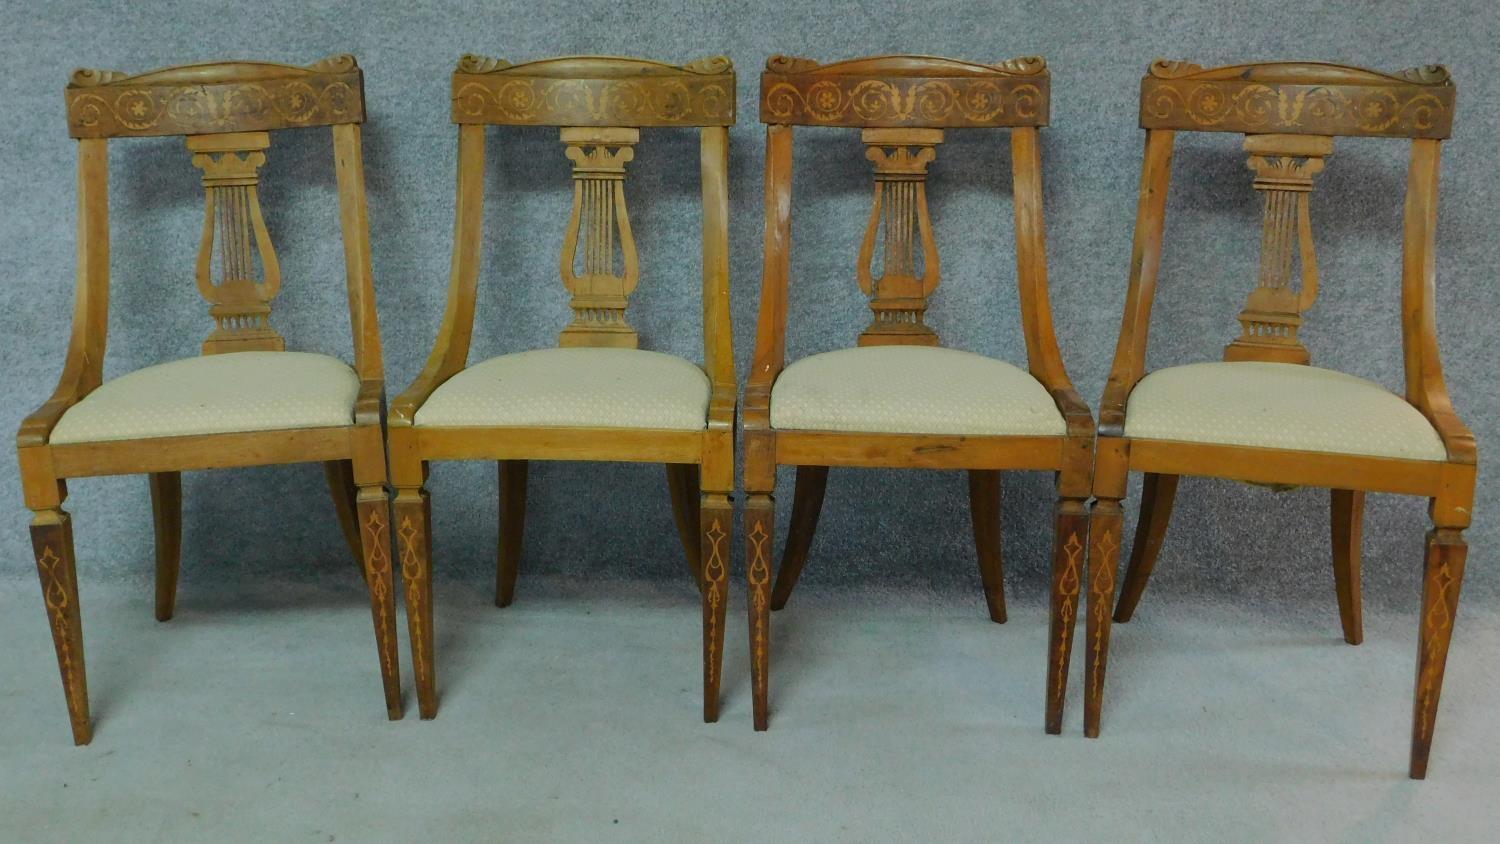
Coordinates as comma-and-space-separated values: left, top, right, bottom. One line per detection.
187, 131, 283, 354
857, 128, 943, 346
1225, 134, 1333, 364
559, 127, 641, 347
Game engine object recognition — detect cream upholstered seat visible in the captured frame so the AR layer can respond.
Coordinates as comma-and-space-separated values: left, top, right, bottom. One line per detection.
49, 351, 359, 445
414, 347, 710, 431
769, 345, 1066, 436
1124, 361, 1446, 461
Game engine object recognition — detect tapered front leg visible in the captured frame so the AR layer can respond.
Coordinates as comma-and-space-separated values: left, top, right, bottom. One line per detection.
1083, 497, 1124, 738
1330, 489, 1365, 645
746, 493, 775, 730
496, 460, 528, 608
1045, 497, 1087, 734
395, 486, 436, 719
1410, 527, 1467, 779
149, 471, 183, 622
357, 486, 402, 719
700, 493, 730, 722
31, 509, 90, 745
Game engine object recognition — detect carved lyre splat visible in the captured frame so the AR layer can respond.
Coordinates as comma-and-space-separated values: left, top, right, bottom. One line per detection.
1224, 133, 1333, 365
558, 126, 640, 348
188, 131, 283, 354
857, 128, 943, 346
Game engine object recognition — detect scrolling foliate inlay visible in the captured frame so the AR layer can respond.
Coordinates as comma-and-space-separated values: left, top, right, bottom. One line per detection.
1139, 60, 1453, 138
1225, 133, 1332, 365
188, 131, 284, 354
761, 55, 1048, 128
558, 127, 641, 348
858, 128, 943, 346
451, 55, 734, 127
67, 55, 363, 139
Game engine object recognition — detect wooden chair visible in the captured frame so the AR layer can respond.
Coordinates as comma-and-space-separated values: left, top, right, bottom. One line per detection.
388, 55, 736, 720
745, 55, 1094, 731
1089, 60, 1475, 778
18, 55, 400, 744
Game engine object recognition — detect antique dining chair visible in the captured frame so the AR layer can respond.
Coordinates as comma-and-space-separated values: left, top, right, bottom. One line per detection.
18, 55, 400, 744
1087, 60, 1474, 778
388, 55, 736, 721
744, 55, 1094, 731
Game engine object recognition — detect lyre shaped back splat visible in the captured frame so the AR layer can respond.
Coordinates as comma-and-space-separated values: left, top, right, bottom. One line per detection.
857, 128, 943, 346
558, 126, 641, 348
188, 130, 284, 354
1224, 133, 1332, 365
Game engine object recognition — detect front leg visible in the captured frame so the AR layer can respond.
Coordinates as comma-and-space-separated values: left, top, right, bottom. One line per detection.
395, 486, 436, 719
1083, 497, 1124, 738
1410, 527, 1467, 779
746, 492, 775, 730
357, 486, 402, 719
32, 508, 90, 745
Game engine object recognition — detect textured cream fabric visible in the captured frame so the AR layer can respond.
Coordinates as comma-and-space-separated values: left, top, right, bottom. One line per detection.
1125, 361, 1446, 461
49, 352, 359, 445
415, 347, 710, 430
770, 346, 1066, 436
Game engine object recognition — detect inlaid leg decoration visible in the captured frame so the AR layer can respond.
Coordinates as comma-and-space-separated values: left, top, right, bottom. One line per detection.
967, 469, 1006, 623
1113, 473, 1179, 623
396, 487, 437, 718
149, 471, 183, 622
323, 460, 363, 571
496, 460, 528, 608
1330, 489, 1365, 645
1045, 497, 1087, 734
1084, 498, 1124, 738
666, 464, 703, 591
31, 509, 91, 745
770, 465, 828, 611
700, 493, 730, 722
357, 487, 402, 719
747, 493, 775, 730
1410, 527, 1467, 779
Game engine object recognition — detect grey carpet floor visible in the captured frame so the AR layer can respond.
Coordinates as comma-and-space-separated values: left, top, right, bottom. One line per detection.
1, 577, 1495, 842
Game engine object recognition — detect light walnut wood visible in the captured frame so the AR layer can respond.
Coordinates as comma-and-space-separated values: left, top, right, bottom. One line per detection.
1112, 472, 1178, 624
748, 54, 1092, 732
18, 56, 398, 744
768, 465, 828, 611
1091, 59, 1476, 779
1330, 488, 1365, 645
388, 55, 737, 723
149, 471, 183, 622
496, 460, 528, 607
323, 459, 364, 571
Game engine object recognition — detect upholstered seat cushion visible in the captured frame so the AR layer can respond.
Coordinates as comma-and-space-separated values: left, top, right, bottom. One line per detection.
49, 351, 359, 445
770, 346, 1066, 436
414, 347, 710, 430
1124, 361, 1446, 461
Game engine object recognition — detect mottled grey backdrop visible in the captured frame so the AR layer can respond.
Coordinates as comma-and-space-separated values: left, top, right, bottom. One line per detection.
1, 0, 1494, 612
